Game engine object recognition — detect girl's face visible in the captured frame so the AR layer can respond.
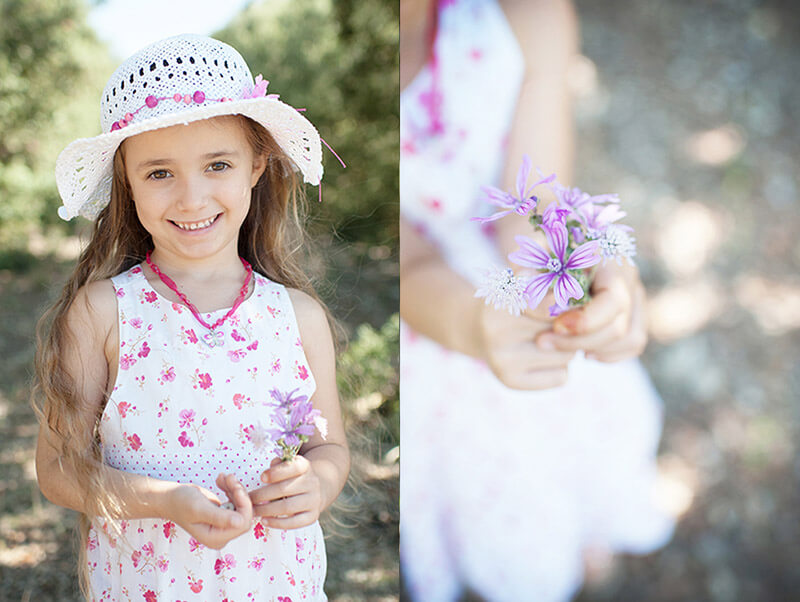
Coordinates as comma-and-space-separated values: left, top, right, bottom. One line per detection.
123, 116, 266, 266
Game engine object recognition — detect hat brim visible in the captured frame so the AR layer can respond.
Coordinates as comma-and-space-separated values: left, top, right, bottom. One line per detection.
55, 96, 323, 220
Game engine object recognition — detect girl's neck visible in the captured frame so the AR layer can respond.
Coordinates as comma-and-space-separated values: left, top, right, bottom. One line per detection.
147, 246, 246, 284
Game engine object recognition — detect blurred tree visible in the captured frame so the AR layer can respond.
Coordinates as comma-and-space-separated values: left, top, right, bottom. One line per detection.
0, 0, 110, 253
216, 0, 398, 246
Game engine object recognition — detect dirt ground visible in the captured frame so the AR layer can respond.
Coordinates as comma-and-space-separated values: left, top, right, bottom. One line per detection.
571, 0, 800, 600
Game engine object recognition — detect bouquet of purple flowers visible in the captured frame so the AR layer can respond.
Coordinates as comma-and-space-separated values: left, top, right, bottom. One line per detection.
474, 155, 636, 317
267, 388, 328, 462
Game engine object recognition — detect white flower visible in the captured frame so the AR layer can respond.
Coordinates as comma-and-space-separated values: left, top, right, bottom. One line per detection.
314, 415, 328, 440
598, 224, 637, 265
474, 267, 529, 316
250, 422, 272, 451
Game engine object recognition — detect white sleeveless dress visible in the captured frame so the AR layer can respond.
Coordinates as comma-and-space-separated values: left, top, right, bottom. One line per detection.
400, 2, 674, 601
86, 265, 327, 601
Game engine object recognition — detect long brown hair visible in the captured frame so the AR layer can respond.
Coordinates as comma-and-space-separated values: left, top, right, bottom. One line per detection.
33, 115, 319, 596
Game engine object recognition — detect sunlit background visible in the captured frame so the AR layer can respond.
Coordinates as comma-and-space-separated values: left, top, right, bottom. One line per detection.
570, 0, 799, 600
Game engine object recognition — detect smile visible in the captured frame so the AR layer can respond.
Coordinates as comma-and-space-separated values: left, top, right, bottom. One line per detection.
171, 214, 219, 231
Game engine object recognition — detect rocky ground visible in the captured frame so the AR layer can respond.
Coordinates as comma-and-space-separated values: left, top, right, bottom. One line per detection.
572, 0, 799, 600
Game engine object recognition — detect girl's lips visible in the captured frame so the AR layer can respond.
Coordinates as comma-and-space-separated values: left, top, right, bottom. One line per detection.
171, 214, 220, 232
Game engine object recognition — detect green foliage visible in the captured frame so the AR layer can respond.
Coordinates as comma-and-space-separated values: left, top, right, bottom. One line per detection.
216, 0, 398, 246
0, 0, 112, 247
337, 313, 399, 446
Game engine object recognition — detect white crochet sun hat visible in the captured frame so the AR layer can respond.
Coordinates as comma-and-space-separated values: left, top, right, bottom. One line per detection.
55, 34, 323, 221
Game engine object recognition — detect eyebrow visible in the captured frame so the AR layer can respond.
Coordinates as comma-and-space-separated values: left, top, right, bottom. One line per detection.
135, 150, 240, 172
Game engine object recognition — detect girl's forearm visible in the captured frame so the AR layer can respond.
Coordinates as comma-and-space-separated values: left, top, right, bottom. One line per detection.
304, 442, 351, 513
36, 453, 179, 520
399, 219, 485, 359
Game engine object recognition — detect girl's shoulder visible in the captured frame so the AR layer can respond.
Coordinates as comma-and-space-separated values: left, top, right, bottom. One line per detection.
285, 288, 331, 338
68, 278, 118, 357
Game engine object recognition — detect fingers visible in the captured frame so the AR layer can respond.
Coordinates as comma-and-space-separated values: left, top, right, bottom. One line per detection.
539, 312, 629, 353
552, 275, 630, 336
261, 455, 309, 485
263, 512, 317, 530
589, 283, 648, 362
213, 473, 252, 528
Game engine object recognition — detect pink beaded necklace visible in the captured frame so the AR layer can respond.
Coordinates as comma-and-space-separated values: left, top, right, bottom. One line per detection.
145, 250, 253, 348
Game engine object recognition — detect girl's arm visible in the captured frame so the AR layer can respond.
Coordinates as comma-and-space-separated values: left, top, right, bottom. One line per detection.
35, 280, 253, 549
248, 289, 350, 528
399, 0, 580, 389
499, 0, 649, 362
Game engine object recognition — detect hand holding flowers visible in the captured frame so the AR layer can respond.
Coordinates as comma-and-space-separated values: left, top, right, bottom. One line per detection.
475, 154, 636, 317
244, 387, 329, 528
475, 155, 647, 365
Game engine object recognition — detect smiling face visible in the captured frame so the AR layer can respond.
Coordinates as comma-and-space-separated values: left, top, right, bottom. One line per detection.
122, 116, 267, 268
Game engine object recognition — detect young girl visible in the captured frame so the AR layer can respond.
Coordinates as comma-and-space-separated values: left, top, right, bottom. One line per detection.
400, 1, 673, 600
34, 34, 349, 601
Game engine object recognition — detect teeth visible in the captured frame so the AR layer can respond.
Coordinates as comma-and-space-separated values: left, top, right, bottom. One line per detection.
174, 216, 216, 231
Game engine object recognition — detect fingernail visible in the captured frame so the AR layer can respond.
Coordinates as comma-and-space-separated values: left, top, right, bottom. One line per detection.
537, 335, 555, 350
261, 472, 269, 484
555, 312, 580, 335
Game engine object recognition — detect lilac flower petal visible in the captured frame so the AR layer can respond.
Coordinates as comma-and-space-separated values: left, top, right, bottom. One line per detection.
543, 222, 568, 261
564, 241, 601, 270
595, 203, 627, 225
471, 209, 514, 223
509, 235, 550, 269
524, 273, 556, 309
295, 424, 316, 437
590, 193, 620, 204
480, 185, 516, 209
553, 273, 585, 308
542, 203, 571, 229
516, 154, 532, 200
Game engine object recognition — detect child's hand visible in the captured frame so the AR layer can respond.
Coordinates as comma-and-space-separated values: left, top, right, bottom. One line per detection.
248, 456, 323, 529
165, 473, 253, 550
479, 298, 576, 390
536, 263, 648, 362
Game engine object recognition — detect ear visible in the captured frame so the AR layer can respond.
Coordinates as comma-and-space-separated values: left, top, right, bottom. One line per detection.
250, 153, 268, 188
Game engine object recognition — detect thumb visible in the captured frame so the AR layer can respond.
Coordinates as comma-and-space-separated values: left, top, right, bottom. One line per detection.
553, 277, 629, 336
260, 456, 283, 483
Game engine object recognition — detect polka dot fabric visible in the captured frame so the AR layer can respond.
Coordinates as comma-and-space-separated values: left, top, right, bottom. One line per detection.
87, 265, 326, 601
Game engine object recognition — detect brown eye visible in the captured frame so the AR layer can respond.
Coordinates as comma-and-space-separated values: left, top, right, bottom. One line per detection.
148, 169, 169, 180
209, 161, 230, 172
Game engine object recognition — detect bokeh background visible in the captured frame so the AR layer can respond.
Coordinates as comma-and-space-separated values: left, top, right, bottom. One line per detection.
569, 0, 799, 600
0, 0, 398, 600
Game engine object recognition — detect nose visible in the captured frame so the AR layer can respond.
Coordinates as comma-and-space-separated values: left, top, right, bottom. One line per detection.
175, 173, 210, 213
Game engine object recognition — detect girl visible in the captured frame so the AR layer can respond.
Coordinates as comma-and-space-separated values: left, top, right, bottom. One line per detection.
34, 34, 349, 601
400, 1, 673, 600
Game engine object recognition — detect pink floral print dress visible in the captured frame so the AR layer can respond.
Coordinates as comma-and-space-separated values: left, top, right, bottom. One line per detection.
400, 1, 674, 601
87, 265, 326, 601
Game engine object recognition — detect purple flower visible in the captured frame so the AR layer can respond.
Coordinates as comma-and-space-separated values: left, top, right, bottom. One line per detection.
577, 202, 628, 239
542, 203, 571, 229
552, 182, 619, 212
267, 387, 327, 461
472, 155, 555, 223
509, 223, 601, 311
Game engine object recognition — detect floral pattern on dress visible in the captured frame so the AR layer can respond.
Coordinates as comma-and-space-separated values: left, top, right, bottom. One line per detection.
88, 266, 326, 601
